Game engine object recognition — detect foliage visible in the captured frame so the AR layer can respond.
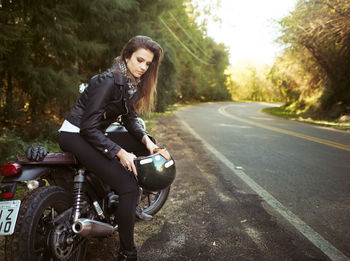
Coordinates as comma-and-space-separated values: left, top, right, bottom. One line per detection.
0, 128, 60, 164
227, 61, 283, 102
0, 0, 230, 160
225, 0, 350, 119
159, 0, 231, 103
272, 0, 350, 118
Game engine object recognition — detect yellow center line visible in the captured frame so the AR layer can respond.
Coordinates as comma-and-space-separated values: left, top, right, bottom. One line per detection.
219, 105, 350, 152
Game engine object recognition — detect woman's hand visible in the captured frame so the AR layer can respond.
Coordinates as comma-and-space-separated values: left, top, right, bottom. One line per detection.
142, 135, 159, 154
116, 149, 137, 176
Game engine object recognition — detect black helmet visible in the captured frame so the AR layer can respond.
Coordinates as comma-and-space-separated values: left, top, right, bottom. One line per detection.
134, 149, 176, 191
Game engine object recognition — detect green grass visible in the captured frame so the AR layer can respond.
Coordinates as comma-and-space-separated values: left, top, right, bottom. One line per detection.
262, 106, 350, 131
262, 107, 300, 119
142, 104, 183, 135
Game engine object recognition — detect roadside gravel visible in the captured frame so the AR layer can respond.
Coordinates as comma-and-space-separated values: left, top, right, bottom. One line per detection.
86, 113, 329, 261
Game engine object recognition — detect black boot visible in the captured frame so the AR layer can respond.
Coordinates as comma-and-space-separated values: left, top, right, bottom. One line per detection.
135, 205, 153, 221
117, 248, 138, 261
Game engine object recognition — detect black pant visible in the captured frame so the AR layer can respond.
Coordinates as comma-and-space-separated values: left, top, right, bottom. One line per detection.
59, 131, 149, 251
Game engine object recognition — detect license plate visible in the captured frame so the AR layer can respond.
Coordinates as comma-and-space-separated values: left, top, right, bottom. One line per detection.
0, 200, 21, 235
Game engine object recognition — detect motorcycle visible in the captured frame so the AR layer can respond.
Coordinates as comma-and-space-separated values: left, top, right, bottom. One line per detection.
0, 121, 173, 261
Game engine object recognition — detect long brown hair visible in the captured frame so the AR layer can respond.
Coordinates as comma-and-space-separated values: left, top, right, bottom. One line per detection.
115, 36, 163, 114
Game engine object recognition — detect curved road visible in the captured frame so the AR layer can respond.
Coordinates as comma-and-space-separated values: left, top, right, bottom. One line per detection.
176, 102, 350, 260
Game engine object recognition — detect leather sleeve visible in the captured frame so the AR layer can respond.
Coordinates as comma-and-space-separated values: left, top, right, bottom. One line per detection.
80, 73, 121, 159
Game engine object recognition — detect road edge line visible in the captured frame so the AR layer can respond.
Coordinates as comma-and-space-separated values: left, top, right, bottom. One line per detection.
179, 118, 349, 261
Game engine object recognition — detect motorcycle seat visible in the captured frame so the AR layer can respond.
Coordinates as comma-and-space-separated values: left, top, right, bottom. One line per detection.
17, 152, 79, 165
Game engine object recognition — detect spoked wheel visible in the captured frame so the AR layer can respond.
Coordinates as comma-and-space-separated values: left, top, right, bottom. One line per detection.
5, 186, 86, 261
139, 186, 171, 216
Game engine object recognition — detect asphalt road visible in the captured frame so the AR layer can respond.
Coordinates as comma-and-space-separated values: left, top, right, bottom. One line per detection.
175, 102, 350, 260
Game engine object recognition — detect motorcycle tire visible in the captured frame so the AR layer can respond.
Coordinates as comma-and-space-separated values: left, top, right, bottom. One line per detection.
141, 185, 171, 216
5, 186, 87, 261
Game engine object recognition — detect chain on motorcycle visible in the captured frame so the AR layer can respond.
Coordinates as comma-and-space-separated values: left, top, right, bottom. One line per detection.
48, 207, 87, 260
50, 223, 78, 260
49, 199, 116, 259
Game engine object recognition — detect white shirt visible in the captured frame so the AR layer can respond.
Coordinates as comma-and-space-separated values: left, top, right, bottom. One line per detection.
58, 120, 80, 133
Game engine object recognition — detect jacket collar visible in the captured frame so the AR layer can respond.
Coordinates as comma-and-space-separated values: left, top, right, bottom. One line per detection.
112, 72, 127, 86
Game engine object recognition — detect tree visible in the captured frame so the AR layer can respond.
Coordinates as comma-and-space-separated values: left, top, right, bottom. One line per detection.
276, 0, 350, 117
0, 0, 231, 140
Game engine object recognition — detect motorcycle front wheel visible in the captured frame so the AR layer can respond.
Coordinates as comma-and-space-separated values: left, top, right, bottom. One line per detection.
5, 186, 86, 261
140, 186, 171, 216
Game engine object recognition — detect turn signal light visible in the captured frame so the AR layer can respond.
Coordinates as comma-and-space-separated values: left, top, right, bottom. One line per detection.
0, 162, 22, 177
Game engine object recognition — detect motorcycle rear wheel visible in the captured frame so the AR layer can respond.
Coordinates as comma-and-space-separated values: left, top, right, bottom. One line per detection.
5, 186, 86, 261
140, 186, 171, 215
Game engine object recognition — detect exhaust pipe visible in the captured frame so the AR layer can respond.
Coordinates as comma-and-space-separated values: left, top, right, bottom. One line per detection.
72, 218, 118, 237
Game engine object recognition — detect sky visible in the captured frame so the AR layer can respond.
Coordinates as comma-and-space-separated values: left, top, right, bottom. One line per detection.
196, 0, 297, 65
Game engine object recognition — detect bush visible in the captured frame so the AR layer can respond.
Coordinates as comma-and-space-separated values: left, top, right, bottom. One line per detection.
0, 130, 28, 164
0, 128, 60, 165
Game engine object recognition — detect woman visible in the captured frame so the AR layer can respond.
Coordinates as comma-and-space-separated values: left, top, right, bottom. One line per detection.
58, 36, 163, 261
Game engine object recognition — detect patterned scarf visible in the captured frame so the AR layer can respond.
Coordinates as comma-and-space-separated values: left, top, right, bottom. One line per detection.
111, 56, 141, 98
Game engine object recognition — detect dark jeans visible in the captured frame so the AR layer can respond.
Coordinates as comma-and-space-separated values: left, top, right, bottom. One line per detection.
59, 131, 149, 251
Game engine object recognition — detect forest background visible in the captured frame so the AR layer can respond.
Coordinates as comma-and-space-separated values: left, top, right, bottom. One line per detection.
0, 0, 349, 163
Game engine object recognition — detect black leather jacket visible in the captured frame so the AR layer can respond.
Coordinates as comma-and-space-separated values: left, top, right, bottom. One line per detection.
66, 71, 147, 160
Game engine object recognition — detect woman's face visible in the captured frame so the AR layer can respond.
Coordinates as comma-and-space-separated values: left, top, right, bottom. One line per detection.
125, 48, 154, 78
